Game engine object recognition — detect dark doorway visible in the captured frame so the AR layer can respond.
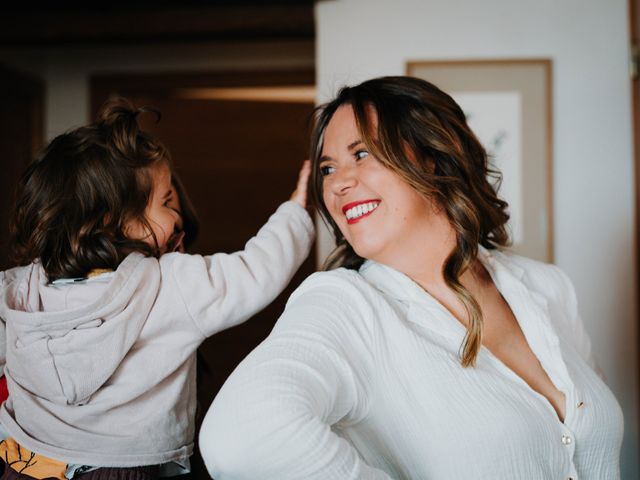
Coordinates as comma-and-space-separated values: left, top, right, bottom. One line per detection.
0, 65, 44, 271
92, 69, 316, 478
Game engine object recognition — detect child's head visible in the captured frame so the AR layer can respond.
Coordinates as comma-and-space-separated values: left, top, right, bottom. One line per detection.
10, 97, 183, 280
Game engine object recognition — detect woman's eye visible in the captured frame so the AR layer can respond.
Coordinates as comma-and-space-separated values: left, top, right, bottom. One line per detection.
355, 150, 369, 160
320, 165, 335, 176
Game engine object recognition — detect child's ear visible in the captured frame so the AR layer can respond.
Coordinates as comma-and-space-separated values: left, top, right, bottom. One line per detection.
123, 216, 145, 242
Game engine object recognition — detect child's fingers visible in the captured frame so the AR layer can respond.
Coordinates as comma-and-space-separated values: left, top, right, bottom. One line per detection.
297, 160, 311, 193
290, 160, 311, 208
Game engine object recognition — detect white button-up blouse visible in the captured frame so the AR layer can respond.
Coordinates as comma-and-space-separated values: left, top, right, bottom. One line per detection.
200, 249, 624, 479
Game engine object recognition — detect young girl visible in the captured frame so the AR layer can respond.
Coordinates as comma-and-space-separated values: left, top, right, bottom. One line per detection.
0, 97, 315, 479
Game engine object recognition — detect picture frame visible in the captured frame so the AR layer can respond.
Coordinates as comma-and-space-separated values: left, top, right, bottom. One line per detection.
407, 59, 553, 263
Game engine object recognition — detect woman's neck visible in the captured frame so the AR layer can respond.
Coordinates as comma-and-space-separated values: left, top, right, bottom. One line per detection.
375, 206, 452, 286
375, 206, 487, 305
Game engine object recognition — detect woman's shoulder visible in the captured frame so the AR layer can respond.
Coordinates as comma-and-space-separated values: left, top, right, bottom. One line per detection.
288, 267, 378, 306
295, 267, 363, 288
491, 248, 576, 302
271, 268, 382, 366
277, 267, 386, 332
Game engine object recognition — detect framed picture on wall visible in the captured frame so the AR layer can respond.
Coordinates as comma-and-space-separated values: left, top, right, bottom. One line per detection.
407, 59, 553, 263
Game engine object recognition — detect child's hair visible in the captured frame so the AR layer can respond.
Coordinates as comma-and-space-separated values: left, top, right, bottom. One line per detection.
9, 97, 171, 281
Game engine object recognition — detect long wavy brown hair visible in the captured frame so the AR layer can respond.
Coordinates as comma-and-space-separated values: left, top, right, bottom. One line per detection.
310, 76, 511, 367
10, 97, 171, 281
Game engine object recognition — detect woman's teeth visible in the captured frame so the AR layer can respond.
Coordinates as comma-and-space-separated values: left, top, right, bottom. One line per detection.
345, 201, 380, 220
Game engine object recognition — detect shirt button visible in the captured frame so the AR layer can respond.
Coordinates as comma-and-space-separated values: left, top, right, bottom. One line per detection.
561, 434, 572, 445
576, 401, 584, 408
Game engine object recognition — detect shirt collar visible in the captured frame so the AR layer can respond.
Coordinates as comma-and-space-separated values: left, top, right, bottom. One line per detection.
358, 247, 574, 401
357, 246, 551, 341
358, 245, 524, 305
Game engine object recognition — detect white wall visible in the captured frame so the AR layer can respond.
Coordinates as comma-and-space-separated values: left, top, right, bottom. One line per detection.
316, 0, 638, 477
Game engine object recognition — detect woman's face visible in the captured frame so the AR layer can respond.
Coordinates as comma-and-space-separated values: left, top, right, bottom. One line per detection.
319, 105, 437, 265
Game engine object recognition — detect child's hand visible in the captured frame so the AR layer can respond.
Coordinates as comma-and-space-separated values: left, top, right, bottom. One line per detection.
290, 160, 311, 208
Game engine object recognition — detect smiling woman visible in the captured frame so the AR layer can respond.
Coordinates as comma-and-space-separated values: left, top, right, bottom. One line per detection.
199, 76, 623, 480
317, 106, 446, 299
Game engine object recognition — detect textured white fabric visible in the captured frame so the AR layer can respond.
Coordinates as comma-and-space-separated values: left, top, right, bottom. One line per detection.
0, 201, 314, 467
200, 248, 623, 480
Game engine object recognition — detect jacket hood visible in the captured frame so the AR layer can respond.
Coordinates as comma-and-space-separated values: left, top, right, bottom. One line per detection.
0, 253, 160, 406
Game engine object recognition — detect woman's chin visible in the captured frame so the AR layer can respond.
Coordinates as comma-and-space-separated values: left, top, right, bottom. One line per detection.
351, 242, 384, 263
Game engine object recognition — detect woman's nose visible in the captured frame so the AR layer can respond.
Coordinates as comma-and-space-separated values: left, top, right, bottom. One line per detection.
331, 166, 358, 195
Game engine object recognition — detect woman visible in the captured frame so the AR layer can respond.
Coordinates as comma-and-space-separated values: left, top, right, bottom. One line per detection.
199, 76, 623, 479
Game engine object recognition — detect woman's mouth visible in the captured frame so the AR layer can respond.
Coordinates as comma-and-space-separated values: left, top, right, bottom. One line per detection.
342, 200, 381, 224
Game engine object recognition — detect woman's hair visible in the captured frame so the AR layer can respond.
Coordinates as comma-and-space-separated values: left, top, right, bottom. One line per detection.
10, 96, 171, 281
309, 76, 510, 367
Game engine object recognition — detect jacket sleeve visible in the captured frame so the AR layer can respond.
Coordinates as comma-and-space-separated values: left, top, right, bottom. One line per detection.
168, 201, 314, 337
198, 273, 393, 480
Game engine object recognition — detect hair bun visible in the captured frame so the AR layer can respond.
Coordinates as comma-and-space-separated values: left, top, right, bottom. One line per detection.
96, 96, 162, 165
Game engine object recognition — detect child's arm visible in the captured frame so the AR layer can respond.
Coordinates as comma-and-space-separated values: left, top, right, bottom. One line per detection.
167, 162, 315, 337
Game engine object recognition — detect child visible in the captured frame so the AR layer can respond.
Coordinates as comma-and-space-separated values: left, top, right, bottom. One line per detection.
0, 97, 315, 479
0, 170, 195, 428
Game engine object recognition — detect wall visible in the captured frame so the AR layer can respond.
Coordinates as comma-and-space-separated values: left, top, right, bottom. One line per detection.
315, 0, 638, 477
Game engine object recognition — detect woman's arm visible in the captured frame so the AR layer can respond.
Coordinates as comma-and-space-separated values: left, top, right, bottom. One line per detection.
199, 273, 392, 480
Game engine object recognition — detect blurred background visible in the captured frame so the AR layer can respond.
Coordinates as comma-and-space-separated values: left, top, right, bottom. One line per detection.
0, 0, 638, 477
